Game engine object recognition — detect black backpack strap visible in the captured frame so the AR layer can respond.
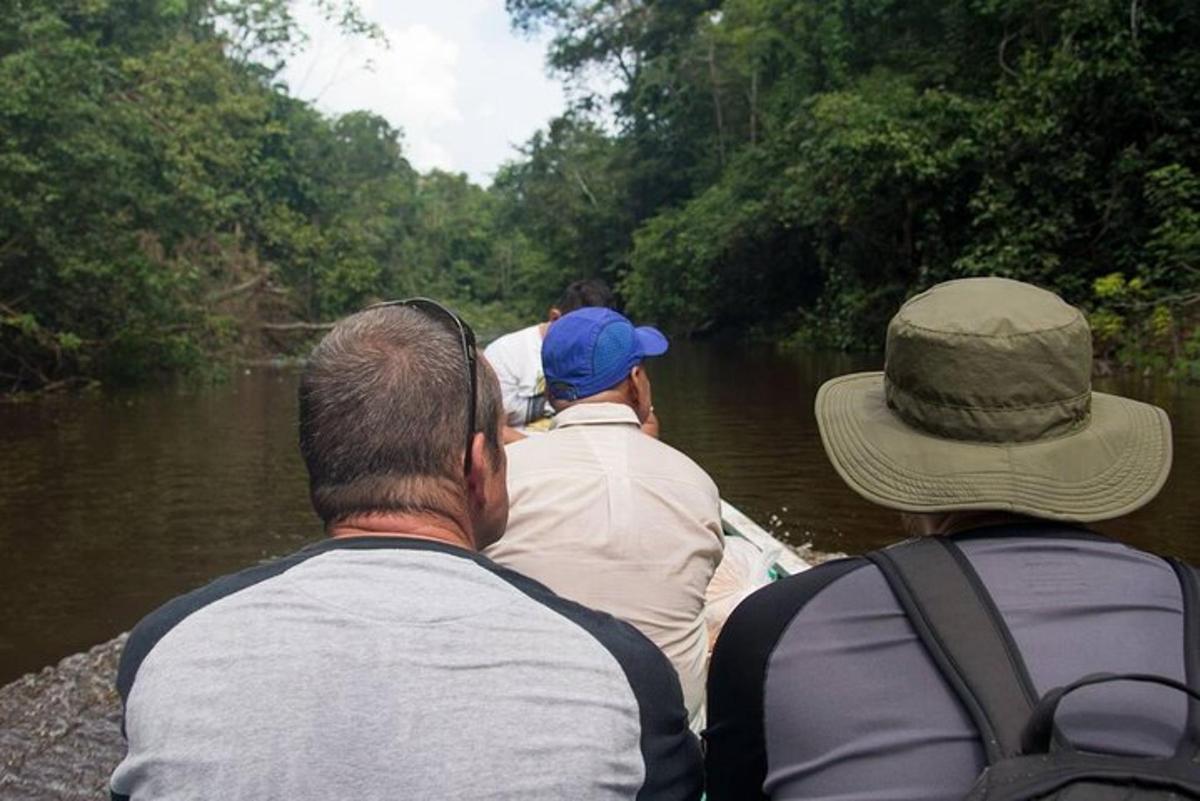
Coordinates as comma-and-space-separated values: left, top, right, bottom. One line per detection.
867, 537, 1038, 763
1170, 558, 1200, 760
1021, 672, 1200, 755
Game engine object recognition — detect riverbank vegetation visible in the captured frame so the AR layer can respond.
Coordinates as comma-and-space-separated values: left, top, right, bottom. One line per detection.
0, 0, 539, 391
2, 0, 1198, 392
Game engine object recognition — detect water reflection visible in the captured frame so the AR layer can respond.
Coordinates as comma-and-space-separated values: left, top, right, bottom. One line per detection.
0, 344, 1196, 684
0, 373, 319, 684
653, 343, 886, 554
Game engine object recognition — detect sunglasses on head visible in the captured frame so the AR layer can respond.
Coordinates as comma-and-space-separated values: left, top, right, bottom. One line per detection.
362, 297, 478, 475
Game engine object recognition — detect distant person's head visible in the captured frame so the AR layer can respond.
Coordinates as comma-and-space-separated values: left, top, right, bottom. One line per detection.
548, 279, 615, 322
814, 277, 1172, 534
541, 307, 668, 423
299, 300, 508, 549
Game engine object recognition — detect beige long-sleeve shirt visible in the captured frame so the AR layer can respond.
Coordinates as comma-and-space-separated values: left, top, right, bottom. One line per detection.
485, 402, 724, 719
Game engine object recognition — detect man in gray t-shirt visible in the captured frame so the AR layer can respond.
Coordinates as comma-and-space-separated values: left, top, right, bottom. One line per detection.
706, 279, 1182, 800
111, 300, 701, 801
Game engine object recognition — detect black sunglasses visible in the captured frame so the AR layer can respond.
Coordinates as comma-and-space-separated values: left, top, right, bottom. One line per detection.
363, 297, 478, 475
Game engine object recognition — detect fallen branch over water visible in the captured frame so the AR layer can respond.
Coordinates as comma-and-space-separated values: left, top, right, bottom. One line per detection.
206, 274, 268, 304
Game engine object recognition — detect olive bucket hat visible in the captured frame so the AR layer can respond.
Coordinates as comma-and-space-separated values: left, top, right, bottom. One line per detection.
814, 277, 1172, 522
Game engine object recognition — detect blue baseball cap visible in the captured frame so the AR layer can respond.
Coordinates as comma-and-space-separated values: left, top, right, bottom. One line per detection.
542, 307, 669, 401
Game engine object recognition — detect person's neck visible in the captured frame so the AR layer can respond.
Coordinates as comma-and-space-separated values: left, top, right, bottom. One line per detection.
901, 511, 1040, 538
329, 511, 476, 551
554, 390, 635, 414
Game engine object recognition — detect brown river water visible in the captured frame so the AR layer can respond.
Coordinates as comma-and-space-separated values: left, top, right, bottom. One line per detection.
0, 342, 1197, 685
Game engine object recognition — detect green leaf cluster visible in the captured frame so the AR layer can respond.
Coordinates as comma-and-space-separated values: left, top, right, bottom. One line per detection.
0, 0, 552, 392
505, 0, 1200, 376
6, 0, 1200, 389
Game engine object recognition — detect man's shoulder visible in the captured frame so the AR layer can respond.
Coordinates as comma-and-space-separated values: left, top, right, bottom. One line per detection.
635, 434, 720, 492
117, 543, 329, 704
717, 556, 870, 659
706, 555, 874, 790
952, 525, 1181, 577
118, 541, 678, 704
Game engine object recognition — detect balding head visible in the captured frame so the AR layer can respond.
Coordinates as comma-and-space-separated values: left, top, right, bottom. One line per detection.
298, 304, 504, 531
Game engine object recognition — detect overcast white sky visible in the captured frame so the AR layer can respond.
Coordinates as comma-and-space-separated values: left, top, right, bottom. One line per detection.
280, 0, 566, 186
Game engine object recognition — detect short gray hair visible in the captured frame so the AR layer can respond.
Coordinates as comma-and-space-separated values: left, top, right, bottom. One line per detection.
298, 305, 502, 525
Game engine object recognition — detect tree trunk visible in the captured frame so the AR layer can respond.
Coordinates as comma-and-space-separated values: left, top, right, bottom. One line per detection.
708, 38, 727, 167
749, 66, 758, 146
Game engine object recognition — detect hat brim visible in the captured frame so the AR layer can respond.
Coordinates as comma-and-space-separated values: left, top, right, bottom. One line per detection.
814, 372, 1172, 522
635, 326, 668, 358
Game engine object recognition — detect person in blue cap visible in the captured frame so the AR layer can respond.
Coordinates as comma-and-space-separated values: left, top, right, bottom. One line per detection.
485, 307, 726, 727
541, 305, 666, 436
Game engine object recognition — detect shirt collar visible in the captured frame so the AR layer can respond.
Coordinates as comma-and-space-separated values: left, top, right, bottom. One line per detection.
552, 402, 641, 429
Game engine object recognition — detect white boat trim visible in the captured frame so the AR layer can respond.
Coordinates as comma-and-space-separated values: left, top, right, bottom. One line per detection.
720, 499, 811, 576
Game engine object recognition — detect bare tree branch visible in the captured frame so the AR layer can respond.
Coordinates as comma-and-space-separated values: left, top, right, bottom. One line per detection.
1107, 289, 1200, 310
998, 31, 1019, 79
571, 169, 599, 207
206, 274, 268, 304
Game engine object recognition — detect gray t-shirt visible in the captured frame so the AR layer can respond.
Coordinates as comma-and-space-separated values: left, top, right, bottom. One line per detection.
706, 526, 1190, 801
112, 537, 701, 800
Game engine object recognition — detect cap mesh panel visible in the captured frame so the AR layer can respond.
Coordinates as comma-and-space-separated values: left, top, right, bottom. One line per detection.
593, 322, 635, 382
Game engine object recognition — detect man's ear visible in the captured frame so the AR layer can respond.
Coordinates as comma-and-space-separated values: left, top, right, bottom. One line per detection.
628, 366, 652, 422
547, 307, 562, 323
465, 432, 494, 504
464, 430, 509, 551
628, 366, 648, 406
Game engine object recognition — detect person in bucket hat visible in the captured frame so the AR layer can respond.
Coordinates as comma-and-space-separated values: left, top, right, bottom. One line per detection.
706, 278, 1186, 801
486, 306, 725, 726
815, 277, 1170, 524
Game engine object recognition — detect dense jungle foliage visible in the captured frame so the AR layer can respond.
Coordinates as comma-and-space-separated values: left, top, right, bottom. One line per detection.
2, 0, 1199, 392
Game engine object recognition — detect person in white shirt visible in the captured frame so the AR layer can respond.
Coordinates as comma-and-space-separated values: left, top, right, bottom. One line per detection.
485, 279, 629, 442
485, 307, 724, 725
